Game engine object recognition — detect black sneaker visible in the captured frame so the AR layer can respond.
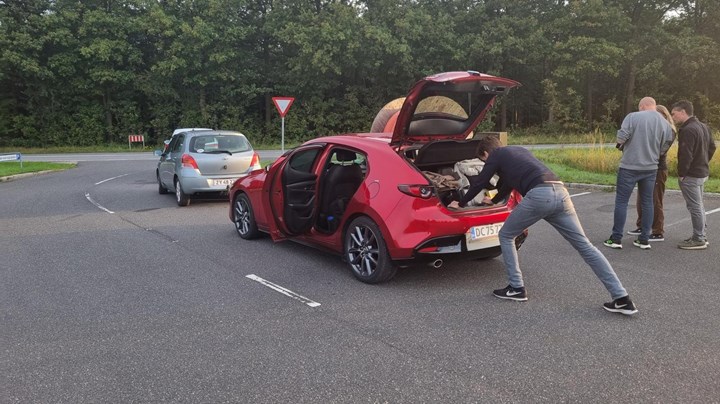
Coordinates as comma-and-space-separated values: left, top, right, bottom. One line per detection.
648, 234, 664, 242
603, 295, 638, 315
492, 285, 528, 301
603, 238, 622, 249
627, 228, 641, 236
633, 239, 651, 250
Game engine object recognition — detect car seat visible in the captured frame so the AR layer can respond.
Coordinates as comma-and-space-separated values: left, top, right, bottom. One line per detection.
319, 149, 364, 232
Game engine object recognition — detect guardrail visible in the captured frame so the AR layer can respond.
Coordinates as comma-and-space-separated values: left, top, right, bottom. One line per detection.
0, 152, 23, 168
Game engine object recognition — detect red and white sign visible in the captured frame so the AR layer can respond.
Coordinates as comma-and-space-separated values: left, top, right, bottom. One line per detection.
128, 135, 144, 142
272, 97, 295, 118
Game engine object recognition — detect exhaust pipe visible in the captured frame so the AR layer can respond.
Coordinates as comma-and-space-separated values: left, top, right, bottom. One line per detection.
429, 259, 443, 269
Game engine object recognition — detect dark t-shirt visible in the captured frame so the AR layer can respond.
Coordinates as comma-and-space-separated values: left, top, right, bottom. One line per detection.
458, 146, 559, 207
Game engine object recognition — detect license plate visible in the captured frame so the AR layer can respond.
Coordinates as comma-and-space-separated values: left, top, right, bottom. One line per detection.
213, 179, 235, 186
466, 222, 503, 250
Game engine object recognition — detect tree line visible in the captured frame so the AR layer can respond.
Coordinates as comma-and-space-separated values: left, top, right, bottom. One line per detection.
1, 0, 718, 147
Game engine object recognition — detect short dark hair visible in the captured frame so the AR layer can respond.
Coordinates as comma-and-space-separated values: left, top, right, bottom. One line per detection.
672, 100, 693, 116
476, 135, 502, 157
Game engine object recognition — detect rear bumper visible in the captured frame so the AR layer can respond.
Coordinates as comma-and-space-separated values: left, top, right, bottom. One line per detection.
179, 173, 247, 194
392, 230, 528, 266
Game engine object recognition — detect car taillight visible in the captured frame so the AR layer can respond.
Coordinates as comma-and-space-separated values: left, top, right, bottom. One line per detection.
250, 151, 261, 171
181, 153, 199, 169
398, 184, 434, 199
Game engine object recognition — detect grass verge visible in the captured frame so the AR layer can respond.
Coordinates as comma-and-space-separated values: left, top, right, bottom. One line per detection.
531, 148, 720, 193
0, 161, 76, 179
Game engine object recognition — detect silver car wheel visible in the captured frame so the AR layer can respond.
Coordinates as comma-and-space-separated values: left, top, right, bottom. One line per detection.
345, 217, 396, 283
347, 224, 380, 277
234, 198, 250, 235
233, 194, 260, 239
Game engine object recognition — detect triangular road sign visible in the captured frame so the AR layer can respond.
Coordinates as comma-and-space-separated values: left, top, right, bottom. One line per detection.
272, 97, 295, 118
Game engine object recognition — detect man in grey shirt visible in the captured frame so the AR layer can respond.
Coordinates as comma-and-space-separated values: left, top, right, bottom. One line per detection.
604, 97, 674, 250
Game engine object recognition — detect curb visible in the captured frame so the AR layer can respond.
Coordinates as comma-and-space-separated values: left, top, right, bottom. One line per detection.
0, 170, 61, 183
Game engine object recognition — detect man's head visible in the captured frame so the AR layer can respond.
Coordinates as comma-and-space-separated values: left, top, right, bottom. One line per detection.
671, 100, 693, 125
638, 97, 657, 111
476, 136, 502, 161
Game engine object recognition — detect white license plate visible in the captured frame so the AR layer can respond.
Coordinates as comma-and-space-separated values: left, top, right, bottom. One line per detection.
466, 223, 503, 250
213, 179, 235, 186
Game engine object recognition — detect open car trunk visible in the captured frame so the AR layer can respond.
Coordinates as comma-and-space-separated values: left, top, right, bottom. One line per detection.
407, 137, 503, 208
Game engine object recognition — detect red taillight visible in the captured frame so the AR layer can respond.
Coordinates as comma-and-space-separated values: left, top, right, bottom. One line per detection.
249, 151, 261, 171
181, 153, 199, 169
398, 184, 434, 199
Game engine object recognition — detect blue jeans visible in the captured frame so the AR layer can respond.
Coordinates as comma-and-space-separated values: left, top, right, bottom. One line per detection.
612, 168, 657, 243
498, 184, 628, 299
679, 176, 708, 240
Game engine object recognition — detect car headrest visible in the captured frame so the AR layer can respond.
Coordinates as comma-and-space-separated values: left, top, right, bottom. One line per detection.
335, 149, 356, 162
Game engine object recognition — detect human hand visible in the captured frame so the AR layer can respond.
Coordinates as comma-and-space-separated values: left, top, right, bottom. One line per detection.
448, 201, 460, 209
482, 196, 493, 205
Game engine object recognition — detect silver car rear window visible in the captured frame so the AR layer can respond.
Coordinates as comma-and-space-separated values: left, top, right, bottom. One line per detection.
190, 135, 251, 153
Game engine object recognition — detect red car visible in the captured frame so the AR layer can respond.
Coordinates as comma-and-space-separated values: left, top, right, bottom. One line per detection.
229, 71, 527, 283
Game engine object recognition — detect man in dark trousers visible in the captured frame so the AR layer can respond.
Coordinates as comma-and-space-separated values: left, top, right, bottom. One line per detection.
671, 100, 717, 249
448, 137, 637, 315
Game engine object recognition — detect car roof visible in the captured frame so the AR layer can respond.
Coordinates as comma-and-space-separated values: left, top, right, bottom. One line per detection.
172, 127, 212, 135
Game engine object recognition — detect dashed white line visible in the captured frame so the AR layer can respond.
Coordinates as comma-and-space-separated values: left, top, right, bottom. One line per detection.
706, 207, 720, 215
85, 192, 114, 214
570, 192, 592, 197
246, 274, 321, 308
95, 173, 129, 185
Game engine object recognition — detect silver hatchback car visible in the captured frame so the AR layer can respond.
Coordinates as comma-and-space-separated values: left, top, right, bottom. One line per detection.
157, 130, 261, 206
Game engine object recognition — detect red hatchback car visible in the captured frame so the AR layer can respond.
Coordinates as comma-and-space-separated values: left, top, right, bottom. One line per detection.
228, 71, 527, 283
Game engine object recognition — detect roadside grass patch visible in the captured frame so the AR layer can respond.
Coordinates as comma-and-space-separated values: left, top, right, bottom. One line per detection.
0, 161, 76, 178
532, 145, 720, 193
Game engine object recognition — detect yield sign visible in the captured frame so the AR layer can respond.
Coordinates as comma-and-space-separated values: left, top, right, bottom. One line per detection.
272, 97, 295, 118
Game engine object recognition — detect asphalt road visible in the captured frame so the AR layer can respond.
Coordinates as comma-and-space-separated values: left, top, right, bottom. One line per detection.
2, 157, 720, 403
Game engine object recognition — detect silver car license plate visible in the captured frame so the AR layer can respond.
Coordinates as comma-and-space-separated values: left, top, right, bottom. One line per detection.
213, 179, 235, 186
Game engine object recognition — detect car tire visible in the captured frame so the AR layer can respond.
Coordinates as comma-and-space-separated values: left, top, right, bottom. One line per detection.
157, 171, 168, 194
344, 216, 397, 283
233, 193, 260, 239
175, 178, 190, 206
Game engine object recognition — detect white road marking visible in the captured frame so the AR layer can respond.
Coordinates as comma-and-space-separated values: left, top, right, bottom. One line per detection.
95, 173, 129, 185
246, 274, 321, 308
706, 207, 720, 215
85, 192, 114, 214
570, 192, 592, 197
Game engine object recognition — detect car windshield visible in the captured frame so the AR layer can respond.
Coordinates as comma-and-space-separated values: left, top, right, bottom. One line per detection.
190, 135, 250, 153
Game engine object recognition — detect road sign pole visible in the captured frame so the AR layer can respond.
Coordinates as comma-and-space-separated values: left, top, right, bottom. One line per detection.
272, 97, 295, 152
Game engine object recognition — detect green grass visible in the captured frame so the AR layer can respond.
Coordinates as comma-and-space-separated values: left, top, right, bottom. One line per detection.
0, 161, 76, 178
531, 148, 720, 193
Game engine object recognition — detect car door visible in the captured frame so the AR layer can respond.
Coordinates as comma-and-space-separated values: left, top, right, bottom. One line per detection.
266, 144, 324, 238
159, 134, 185, 187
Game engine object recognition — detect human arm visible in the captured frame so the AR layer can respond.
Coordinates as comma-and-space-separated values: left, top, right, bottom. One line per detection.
616, 114, 633, 148
457, 155, 501, 207
676, 129, 696, 178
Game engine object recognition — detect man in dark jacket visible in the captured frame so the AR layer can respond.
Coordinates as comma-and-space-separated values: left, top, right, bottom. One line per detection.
448, 137, 637, 315
671, 100, 717, 250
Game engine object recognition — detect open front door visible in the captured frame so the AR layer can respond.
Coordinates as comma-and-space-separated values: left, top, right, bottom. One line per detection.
267, 145, 324, 238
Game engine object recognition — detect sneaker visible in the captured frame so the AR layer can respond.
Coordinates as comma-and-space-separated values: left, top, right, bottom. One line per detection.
603, 295, 638, 315
627, 228, 642, 236
603, 238, 622, 249
648, 234, 664, 242
678, 238, 708, 250
633, 239, 651, 250
492, 285, 528, 301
